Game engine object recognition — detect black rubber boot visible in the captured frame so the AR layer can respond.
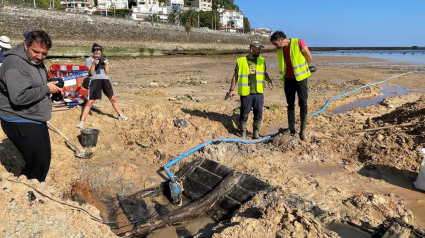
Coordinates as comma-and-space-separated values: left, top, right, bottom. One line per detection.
299, 114, 308, 141
241, 121, 247, 139
282, 110, 296, 135
253, 120, 261, 139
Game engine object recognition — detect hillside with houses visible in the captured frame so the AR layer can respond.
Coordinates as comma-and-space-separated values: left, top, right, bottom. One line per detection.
2, 0, 271, 37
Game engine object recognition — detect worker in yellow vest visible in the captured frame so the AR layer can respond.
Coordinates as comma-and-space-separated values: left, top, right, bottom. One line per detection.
228, 41, 273, 139
270, 31, 313, 141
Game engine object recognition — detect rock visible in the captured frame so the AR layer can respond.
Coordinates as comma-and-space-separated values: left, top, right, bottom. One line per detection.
382, 223, 411, 238
200, 81, 208, 84
377, 134, 385, 141
150, 81, 159, 87
174, 118, 188, 128
26, 191, 36, 201
168, 97, 177, 101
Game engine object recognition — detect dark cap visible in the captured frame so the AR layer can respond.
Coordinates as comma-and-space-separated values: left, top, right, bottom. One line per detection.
250, 40, 264, 48
23, 30, 30, 38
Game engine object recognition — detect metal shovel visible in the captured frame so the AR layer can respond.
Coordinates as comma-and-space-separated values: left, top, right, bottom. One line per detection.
47, 121, 92, 159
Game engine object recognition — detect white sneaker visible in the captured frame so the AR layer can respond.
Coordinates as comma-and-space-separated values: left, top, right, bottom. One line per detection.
76, 120, 84, 128
118, 114, 128, 121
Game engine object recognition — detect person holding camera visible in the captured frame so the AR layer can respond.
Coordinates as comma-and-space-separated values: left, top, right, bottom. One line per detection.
77, 43, 128, 128
0, 30, 62, 182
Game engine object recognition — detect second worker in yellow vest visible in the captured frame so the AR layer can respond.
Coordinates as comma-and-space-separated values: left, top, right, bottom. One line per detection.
228, 41, 273, 139
270, 31, 313, 141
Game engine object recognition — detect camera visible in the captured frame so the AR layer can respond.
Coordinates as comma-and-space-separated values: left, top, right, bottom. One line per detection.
98, 57, 105, 66
56, 79, 64, 88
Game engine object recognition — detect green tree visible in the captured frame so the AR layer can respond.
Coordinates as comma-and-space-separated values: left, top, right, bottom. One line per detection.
213, 0, 238, 10
168, 11, 178, 24
180, 8, 198, 27
243, 16, 250, 33
185, 21, 192, 34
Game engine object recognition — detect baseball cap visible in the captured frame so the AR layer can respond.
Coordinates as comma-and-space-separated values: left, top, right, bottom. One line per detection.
250, 40, 264, 48
23, 30, 30, 38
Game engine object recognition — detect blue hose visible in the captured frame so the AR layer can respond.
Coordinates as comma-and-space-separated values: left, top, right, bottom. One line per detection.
311, 72, 413, 116
164, 136, 274, 181
164, 71, 415, 181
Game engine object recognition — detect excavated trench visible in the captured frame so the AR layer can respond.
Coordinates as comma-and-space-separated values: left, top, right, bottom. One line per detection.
63, 88, 425, 237
65, 137, 425, 237
66, 156, 272, 237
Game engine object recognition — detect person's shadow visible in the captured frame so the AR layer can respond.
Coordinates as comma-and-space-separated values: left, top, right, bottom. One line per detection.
358, 164, 423, 192
0, 138, 24, 176
79, 101, 116, 120
181, 108, 240, 135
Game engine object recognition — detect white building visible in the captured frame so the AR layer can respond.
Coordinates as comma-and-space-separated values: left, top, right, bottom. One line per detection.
97, 0, 128, 9
60, 0, 93, 12
166, 0, 184, 8
251, 29, 270, 37
219, 9, 244, 29
191, 0, 212, 11
131, 0, 168, 22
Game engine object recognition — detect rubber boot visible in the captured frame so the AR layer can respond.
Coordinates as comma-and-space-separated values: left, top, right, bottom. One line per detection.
240, 121, 247, 139
282, 110, 296, 135
253, 120, 261, 139
299, 114, 308, 141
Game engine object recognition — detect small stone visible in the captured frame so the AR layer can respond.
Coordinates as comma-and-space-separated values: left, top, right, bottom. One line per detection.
26, 191, 36, 201
168, 97, 177, 101
174, 118, 188, 128
201, 81, 208, 84
150, 82, 159, 87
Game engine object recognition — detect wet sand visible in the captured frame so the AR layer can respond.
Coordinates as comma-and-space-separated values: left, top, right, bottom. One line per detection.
1, 53, 425, 237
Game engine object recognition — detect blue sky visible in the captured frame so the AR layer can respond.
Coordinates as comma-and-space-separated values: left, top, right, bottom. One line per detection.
234, 0, 424, 47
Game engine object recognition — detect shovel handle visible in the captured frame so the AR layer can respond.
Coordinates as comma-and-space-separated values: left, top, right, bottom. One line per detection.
47, 121, 81, 151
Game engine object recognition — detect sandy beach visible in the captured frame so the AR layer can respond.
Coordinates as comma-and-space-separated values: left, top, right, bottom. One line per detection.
1, 52, 425, 237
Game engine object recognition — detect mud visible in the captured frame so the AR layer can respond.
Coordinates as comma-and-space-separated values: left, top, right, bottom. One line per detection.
1, 53, 425, 237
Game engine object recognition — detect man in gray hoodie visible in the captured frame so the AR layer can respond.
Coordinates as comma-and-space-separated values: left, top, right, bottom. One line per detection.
0, 30, 62, 182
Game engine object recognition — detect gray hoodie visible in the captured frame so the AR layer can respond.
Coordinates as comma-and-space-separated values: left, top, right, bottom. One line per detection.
0, 43, 51, 122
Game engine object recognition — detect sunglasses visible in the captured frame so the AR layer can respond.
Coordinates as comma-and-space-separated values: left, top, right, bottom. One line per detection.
93, 46, 101, 50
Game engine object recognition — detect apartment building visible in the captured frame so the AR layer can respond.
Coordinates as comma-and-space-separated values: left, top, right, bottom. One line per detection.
191, 0, 212, 11
97, 0, 128, 9
60, 0, 94, 12
166, 0, 184, 7
219, 9, 244, 29
131, 0, 168, 21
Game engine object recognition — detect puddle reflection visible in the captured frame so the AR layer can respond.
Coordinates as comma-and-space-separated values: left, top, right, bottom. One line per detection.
332, 85, 410, 114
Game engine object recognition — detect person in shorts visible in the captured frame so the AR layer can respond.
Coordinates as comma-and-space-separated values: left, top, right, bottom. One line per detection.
76, 43, 128, 128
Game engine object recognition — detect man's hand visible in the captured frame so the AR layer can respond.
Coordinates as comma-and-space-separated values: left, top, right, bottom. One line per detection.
228, 90, 235, 99
47, 82, 63, 94
268, 82, 273, 90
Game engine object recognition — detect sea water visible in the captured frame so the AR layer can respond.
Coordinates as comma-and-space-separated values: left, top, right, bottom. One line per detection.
311, 50, 425, 65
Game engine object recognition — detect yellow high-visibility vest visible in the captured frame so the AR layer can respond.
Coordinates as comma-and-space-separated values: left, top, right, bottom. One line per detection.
237, 56, 265, 96
277, 38, 311, 85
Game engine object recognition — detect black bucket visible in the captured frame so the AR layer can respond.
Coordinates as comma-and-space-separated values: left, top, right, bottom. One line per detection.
79, 129, 100, 148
